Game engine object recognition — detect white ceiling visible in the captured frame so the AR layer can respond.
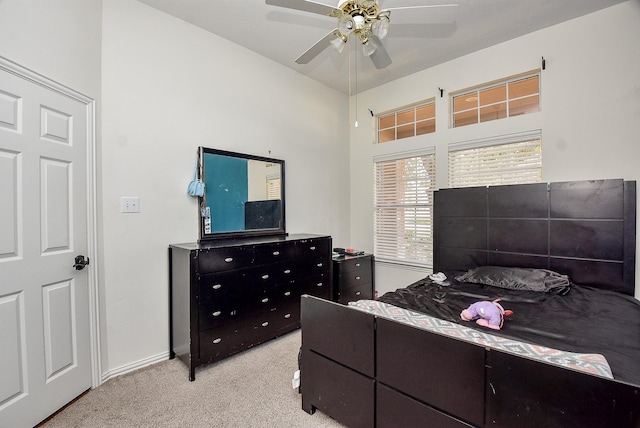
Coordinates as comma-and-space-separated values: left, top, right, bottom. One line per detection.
136, 0, 625, 94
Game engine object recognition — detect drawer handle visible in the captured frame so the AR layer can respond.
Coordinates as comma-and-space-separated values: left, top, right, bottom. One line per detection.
316, 282, 323, 287
261, 321, 269, 327
316, 263, 323, 267
284, 313, 291, 319
355, 263, 361, 267
212, 338, 222, 344
310, 246, 316, 250
261, 297, 269, 303
224, 257, 233, 263
355, 276, 361, 280
283, 269, 291, 274
261, 274, 269, 280
273, 251, 280, 256
284, 291, 291, 296
212, 284, 222, 290
355, 291, 361, 296
212, 311, 221, 317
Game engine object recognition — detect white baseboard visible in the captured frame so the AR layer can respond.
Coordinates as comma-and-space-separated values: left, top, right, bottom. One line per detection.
100, 351, 170, 384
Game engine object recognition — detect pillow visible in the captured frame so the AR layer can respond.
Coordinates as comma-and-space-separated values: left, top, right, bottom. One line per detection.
455, 266, 571, 294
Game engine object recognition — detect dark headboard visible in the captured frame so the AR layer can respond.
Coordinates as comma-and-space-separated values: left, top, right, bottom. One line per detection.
433, 179, 636, 295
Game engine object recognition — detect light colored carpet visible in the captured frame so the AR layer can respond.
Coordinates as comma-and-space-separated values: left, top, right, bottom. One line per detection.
40, 330, 344, 428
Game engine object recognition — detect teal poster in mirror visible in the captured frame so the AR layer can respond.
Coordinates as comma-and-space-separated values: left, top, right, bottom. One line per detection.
199, 147, 285, 241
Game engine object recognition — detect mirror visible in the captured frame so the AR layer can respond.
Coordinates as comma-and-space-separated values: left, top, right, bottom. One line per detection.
199, 147, 285, 241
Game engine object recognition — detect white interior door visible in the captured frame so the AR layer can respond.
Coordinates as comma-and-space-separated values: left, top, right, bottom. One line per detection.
0, 60, 94, 427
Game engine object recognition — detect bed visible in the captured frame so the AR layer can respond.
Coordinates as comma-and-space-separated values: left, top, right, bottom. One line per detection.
299, 179, 640, 428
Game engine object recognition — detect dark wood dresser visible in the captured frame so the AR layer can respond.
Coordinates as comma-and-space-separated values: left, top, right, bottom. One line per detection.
169, 234, 332, 380
332, 253, 374, 304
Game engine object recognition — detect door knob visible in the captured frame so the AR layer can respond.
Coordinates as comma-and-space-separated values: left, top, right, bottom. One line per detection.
73, 255, 90, 270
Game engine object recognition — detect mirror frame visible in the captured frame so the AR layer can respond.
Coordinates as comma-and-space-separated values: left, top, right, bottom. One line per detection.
198, 147, 286, 241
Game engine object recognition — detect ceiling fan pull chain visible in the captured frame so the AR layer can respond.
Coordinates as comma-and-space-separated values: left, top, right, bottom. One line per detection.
347, 35, 353, 122
354, 41, 359, 128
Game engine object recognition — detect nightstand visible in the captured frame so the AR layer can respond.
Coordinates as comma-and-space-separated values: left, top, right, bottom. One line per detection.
332, 253, 374, 304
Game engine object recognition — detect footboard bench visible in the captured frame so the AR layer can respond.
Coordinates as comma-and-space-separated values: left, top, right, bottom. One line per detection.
300, 295, 640, 428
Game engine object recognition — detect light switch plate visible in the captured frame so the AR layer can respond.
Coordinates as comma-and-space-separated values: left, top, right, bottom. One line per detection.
121, 197, 140, 213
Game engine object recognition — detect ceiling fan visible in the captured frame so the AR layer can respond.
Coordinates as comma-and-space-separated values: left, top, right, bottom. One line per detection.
265, 0, 459, 69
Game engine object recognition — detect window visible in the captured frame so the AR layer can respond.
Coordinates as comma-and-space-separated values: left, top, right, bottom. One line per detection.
448, 132, 542, 188
451, 73, 540, 128
266, 174, 280, 200
377, 100, 435, 143
374, 151, 436, 266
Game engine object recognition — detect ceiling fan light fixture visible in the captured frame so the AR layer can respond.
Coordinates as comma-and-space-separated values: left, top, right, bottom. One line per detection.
330, 34, 348, 54
353, 14, 366, 31
371, 16, 389, 39
362, 37, 377, 56
338, 14, 355, 35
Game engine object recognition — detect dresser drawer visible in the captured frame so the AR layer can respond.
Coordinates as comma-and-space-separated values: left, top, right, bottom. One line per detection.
300, 275, 332, 300
198, 246, 253, 273
342, 269, 371, 288
199, 271, 244, 303
252, 241, 297, 266
275, 281, 300, 308
199, 326, 248, 362
308, 259, 330, 276
296, 237, 331, 260
243, 261, 298, 288
268, 303, 300, 333
338, 282, 373, 304
341, 256, 372, 275
198, 305, 243, 330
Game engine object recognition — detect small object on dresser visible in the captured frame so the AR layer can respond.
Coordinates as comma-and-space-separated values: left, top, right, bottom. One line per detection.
345, 248, 365, 256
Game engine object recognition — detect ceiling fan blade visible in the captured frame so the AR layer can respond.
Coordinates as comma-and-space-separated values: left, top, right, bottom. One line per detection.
265, 0, 342, 17
385, 4, 459, 24
370, 36, 392, 69
295, 29, 339, 64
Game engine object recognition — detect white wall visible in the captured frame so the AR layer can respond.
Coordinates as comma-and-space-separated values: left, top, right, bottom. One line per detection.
101, 0, 349, 375
349, 1, 640, 297
0, 0, 102, 98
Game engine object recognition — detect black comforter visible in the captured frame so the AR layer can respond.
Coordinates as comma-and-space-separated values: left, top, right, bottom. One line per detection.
377, 272, 640, 386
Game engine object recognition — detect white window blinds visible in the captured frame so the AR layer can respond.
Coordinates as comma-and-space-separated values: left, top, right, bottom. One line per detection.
448, 135, 542, 188
266, 175, 280, 200
374, 152, 436, 266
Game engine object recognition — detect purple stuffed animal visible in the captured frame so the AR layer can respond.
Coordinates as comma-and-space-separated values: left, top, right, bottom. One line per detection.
460, 299, 513, 330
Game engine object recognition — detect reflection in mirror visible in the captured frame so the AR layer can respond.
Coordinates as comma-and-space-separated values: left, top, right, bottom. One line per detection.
199, 147, 285, 240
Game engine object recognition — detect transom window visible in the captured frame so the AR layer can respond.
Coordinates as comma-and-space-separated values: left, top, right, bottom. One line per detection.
377, 100, 435, 143
451, 73, 540, 128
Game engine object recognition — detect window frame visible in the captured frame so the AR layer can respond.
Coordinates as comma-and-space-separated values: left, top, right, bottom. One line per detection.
450, 71, 540, 128
376, 99, 436, 144
448, 131, 542, 189
373, 149, 436, 267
